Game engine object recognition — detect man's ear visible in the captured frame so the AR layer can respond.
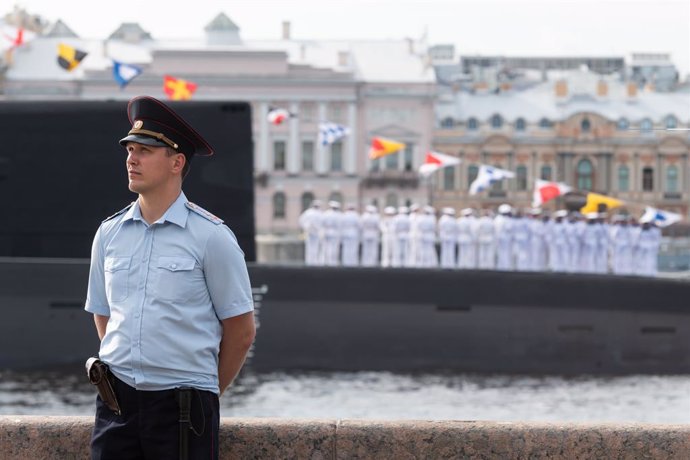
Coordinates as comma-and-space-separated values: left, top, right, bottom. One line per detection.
172, 153, 186, 174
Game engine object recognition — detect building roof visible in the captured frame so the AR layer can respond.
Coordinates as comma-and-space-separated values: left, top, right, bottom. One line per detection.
204, 12, 240, 32
437, 68, 690, 124
44, 19, 78, 38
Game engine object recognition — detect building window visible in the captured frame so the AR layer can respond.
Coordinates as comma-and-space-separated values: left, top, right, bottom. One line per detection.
490, 114, 503, 129
665, 115, 677, 130
273, 192, 286, 218
468, 164, 479, 187
385, 149, 398, 171
515, 118, 526, 131
666, 165, 678, 193
273, 140, 286, 171
540, 165, 553, 181
617, 118, 629, 130
441, 117, 454, 128
516, 165, 528, 191
385, 192, 398, 208
301, 103, 315, 122
576, 159, 593, 190
330, 141, 343, 172
581, 118, 591, 133
370, 158, 380, 172
467, 118, 478, 130
443, 167, 455, 190
618, 165, 629, 192
539, 118, 552, 129
642, 167, 654, 191
403, 144, 413, 172
301, 192, 315, 212
640, 119, 653, 133
329, 191, 343, 205
302, 141, 314, 171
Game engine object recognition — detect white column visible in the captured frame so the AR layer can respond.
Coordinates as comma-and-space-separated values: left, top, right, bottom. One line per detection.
317, 102, 328, 174
288, 101, 300, 175
258, 101, 269, 171
346, 102, 357, 175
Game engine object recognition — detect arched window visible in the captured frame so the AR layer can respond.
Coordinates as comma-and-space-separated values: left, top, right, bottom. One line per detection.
642, 167, 654, 191
540, 165, 553, 181
467, 118, 478, 130
640, 118, 653, 133
515, 118, 526, 131
443, 166, 455, 190
576, 159, 593, 190
539, 118, 552, 129
618, 165, 629, 192
385, 192, 398, 208
665, 115, 677, 130
666, 165, 678, 193
490, 114, 503, 129
273, 192, 286, 219
516, 165, 528, 190
617, 118, 629, 130
468, 164, 479, 187
581, 118, 591, 132
441, 117, 454, 128
301, 192, 315, 212
329, 191, 343, 205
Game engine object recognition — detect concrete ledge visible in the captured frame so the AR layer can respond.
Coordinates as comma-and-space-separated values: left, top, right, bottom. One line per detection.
2, 416, 690, 459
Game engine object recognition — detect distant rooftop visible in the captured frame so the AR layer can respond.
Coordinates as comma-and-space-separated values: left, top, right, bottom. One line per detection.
44, 19, 78, 38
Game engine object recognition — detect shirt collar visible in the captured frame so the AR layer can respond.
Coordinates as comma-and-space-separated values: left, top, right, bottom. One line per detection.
122, 192, 189, 228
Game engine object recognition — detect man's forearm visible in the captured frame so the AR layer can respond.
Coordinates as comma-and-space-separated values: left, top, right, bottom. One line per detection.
94, 314, 109, 341
218, 312, 256, 395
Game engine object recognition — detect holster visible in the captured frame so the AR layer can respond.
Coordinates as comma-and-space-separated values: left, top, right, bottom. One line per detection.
85, 357, 122, 416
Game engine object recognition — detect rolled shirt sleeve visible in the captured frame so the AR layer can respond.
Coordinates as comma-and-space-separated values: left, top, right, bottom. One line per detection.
204, 224, 254, 320
85, 226, 110, 316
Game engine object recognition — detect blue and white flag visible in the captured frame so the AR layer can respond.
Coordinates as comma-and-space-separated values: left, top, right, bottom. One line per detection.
318, 122, 350, 146
640, 206, 681, 227
469, 164, 515, 195
113, 60, 142, 88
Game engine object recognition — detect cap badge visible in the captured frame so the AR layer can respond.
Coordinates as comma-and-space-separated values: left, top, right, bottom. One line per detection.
133, 120, 143, 129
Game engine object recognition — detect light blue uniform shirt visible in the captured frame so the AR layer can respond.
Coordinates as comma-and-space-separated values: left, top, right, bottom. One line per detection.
85, 192, 254, 394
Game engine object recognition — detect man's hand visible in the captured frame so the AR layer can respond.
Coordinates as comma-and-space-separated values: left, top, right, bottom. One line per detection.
218, 312, 256, 396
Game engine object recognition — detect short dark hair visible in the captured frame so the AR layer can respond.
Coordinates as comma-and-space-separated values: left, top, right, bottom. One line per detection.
166, 147, 191, 178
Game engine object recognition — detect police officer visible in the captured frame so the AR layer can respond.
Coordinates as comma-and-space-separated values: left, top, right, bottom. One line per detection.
85, 96, 256, 459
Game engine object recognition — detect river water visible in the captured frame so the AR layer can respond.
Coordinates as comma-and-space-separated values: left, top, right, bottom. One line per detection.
1, 370, 688, 423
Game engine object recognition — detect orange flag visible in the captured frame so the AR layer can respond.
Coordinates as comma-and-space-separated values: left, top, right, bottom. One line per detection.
163, 75, 197, 101
369, 137, 405, 160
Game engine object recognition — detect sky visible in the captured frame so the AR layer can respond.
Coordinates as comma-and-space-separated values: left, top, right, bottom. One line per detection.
9, 0, 690, 76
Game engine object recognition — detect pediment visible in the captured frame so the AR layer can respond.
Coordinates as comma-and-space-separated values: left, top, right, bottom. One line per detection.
659, 136, 689, 152
369, 124, 420, 138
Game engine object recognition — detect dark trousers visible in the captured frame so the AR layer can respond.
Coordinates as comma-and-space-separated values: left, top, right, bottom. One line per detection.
91, 374, 219, 460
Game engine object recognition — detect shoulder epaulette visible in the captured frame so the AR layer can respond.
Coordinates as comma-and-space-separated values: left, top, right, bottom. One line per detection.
102, 202, 135, 223
186, 202, 223, 225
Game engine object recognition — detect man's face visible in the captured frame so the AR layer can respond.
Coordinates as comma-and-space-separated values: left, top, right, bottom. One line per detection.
125, 142, 180, 194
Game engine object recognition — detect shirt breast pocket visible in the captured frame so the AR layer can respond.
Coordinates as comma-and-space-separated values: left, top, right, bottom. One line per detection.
104, 256, 131, 302
156, 256, 198, 303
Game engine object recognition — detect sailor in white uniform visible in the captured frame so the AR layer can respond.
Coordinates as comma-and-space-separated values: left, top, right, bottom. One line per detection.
407, 204, 423, 267
457, 208, 478, 269
380, 206, 397, 268
579, 212, 599, 273
548, 210, 569, 272
321, 201, 342, 266
634, 217, 661, 277
421, 206, 438, 268
438, 207, 458, 269
392, 206, 411, 268
340, 204, 361, 267
528, 208, 548, 271
476, 209, 496, 270
360, 205, 381, 267
298, 199, 324, 266
494, 204, 514, 271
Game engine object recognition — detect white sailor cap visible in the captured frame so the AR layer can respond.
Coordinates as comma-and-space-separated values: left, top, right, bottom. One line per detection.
328, 201, 341, 209
384, 206, 396, 215
497, 204, 512, 214
585, 212, 599, 220
365, 205, 377, 213
398, 206, 409, 214
410, 204, 420, 212
461, 208, 474, 216
554, 209, 568, 218
442, 207, 456, 215
529, 208, 542, 216
346, 203, 357, 210
424, 205, 435, 214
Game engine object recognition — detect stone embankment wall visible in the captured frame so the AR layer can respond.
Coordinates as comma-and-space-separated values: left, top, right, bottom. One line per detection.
2, 416, 689, 459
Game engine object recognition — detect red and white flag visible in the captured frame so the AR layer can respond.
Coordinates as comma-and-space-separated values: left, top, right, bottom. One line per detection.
532, 179, 572, 207
267, 106, 296, 125
418, 151, 461, 177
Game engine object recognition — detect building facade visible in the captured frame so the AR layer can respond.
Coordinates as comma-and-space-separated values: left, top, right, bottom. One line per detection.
433, 68, 690, 216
